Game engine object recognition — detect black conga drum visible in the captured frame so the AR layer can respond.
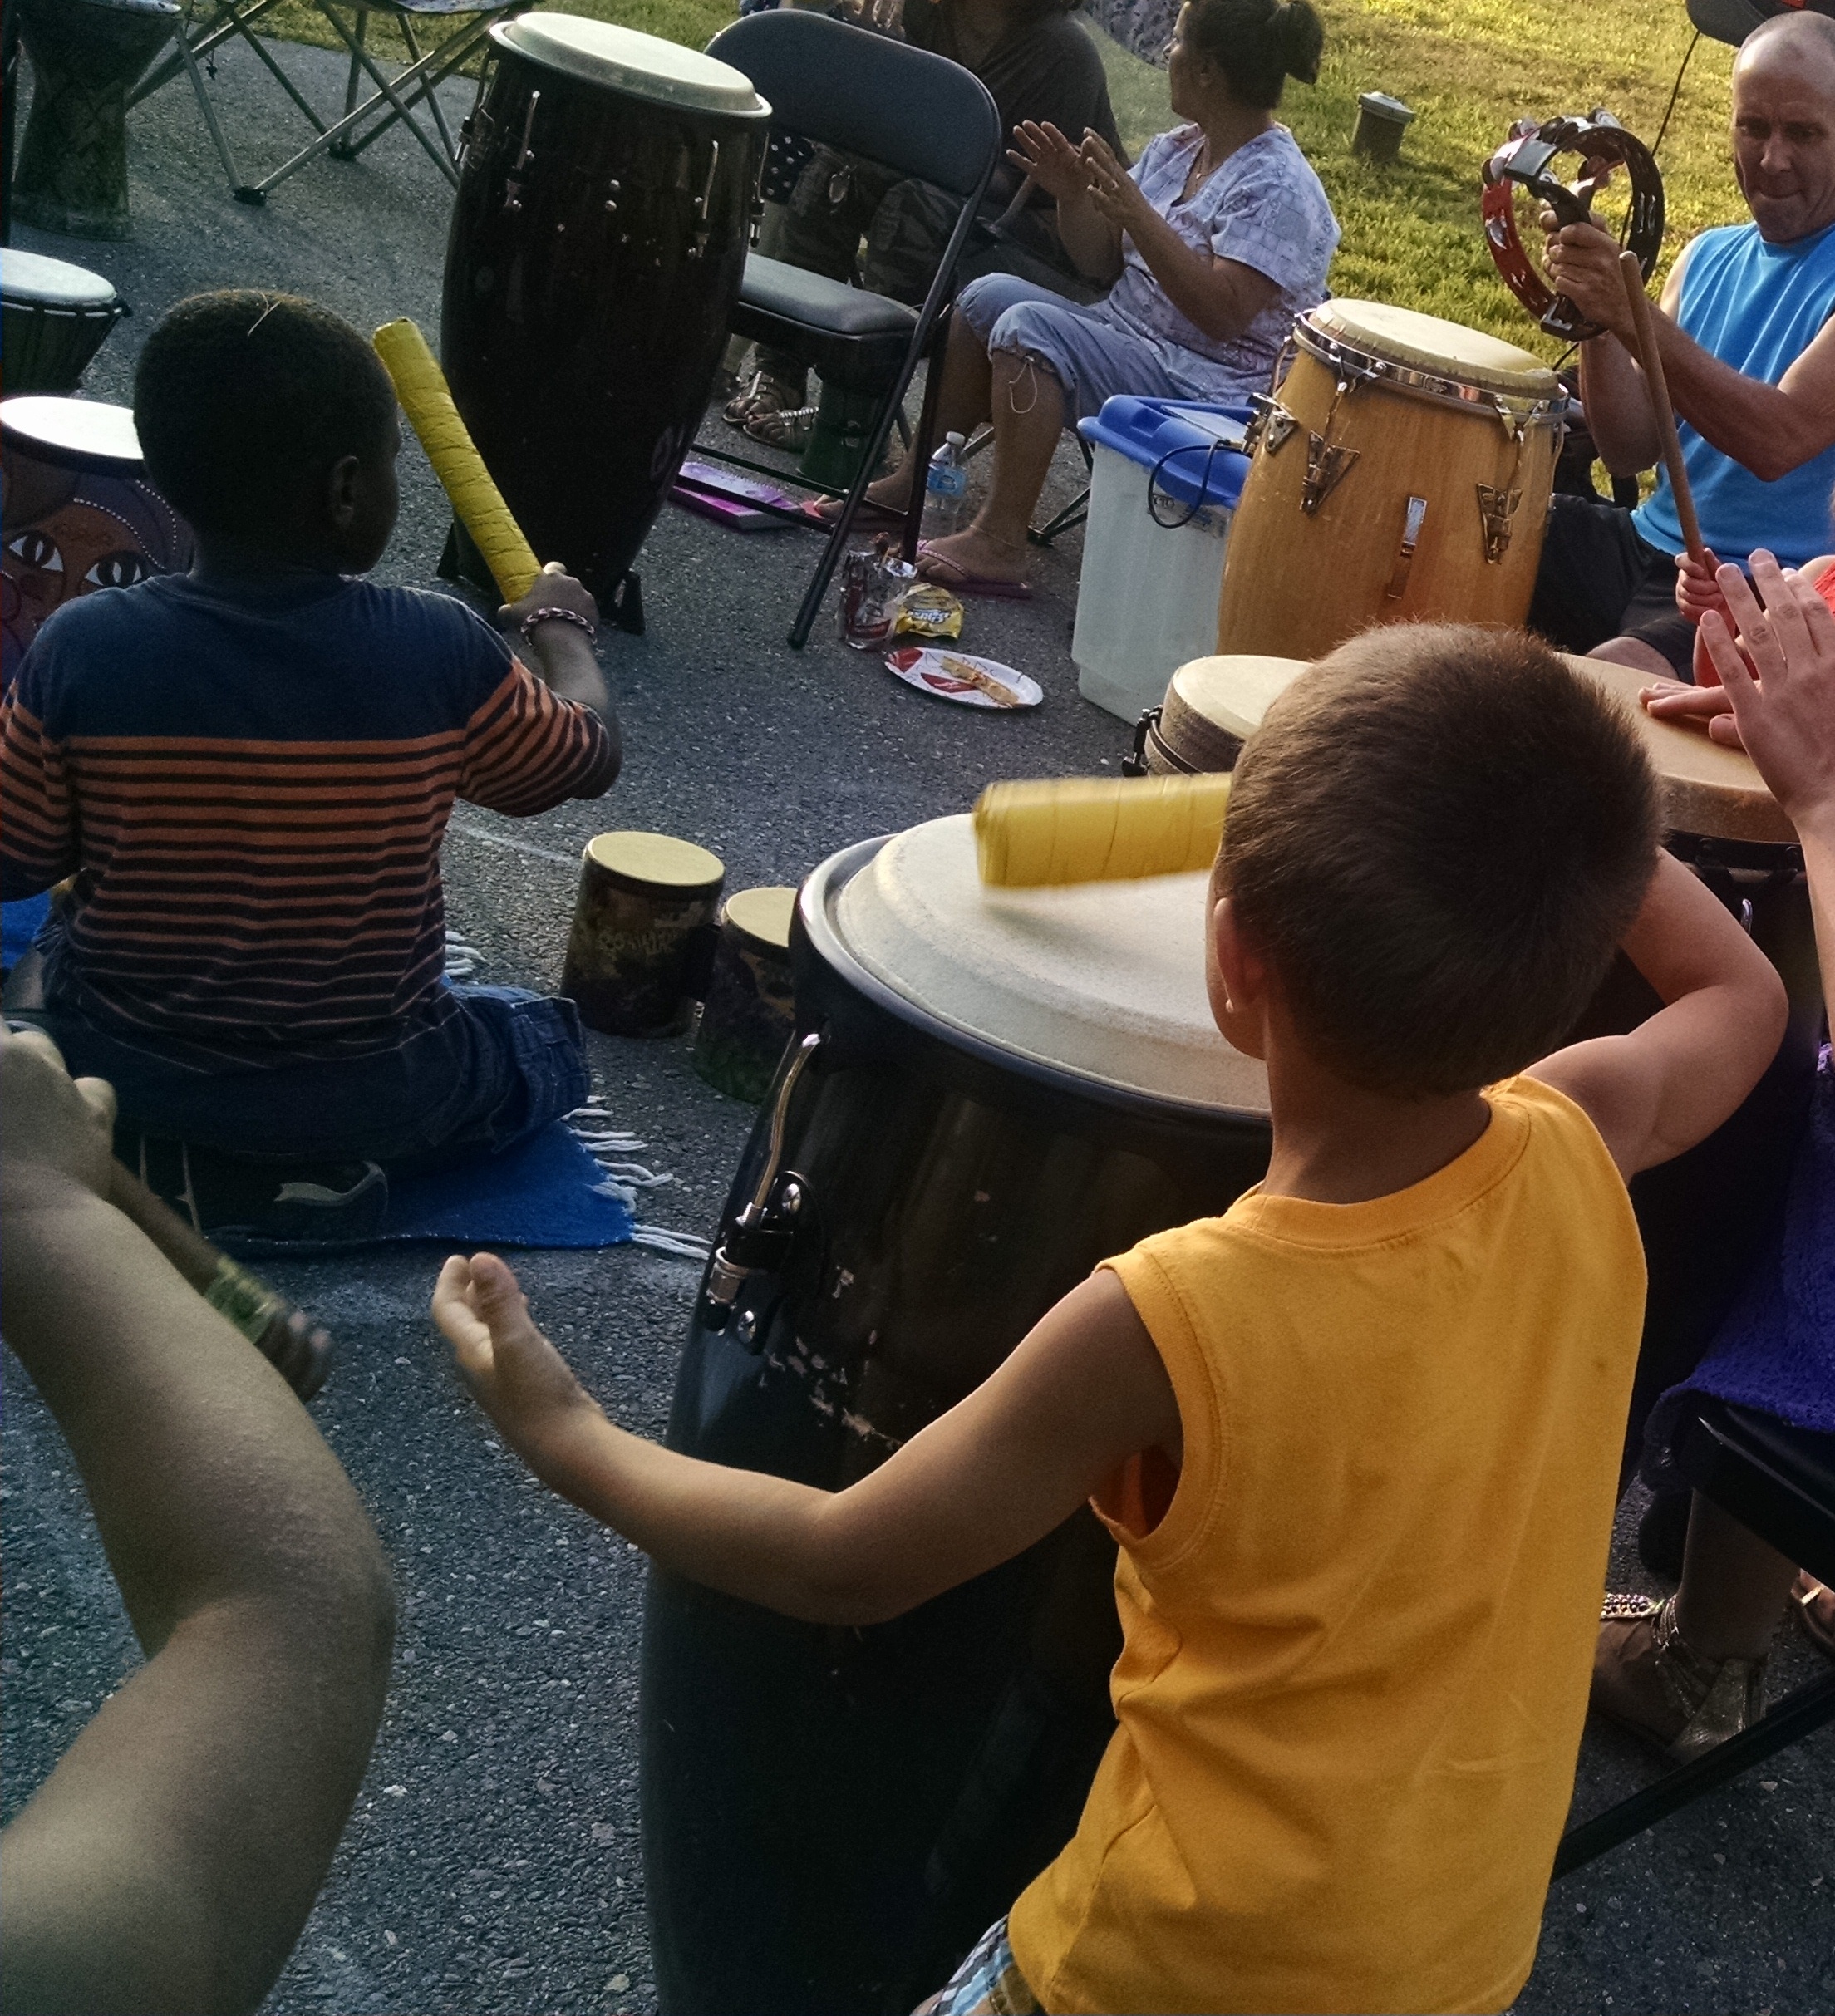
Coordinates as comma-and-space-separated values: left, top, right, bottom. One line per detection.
441, 12, 769, 597
640, 814, 1274, 2016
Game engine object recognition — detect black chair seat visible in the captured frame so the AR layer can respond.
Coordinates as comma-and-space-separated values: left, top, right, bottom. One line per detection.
731, 256, 917, 394
1676, 1399, 1835, 1586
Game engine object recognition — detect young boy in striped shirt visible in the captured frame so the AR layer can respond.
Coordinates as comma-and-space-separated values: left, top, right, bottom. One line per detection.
0, 292, 619, 1196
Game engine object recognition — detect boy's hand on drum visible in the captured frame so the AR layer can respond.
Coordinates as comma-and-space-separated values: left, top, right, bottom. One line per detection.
499, 560, 599, 637
1641, 672, 1739, 744
434, 1251, 605, 1478
1699, 553, 1835, 829
1008, 121, 1090, 205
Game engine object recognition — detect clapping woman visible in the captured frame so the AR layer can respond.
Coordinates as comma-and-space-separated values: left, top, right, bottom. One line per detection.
843, 0, 1338, 594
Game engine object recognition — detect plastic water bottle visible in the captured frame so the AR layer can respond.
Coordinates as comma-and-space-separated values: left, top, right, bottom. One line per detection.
922, 431, 970, 538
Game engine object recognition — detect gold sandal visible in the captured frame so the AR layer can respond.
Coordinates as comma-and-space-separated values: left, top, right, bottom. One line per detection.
1790, 1572, 1835, 1660
1594, 1592, 1767, 1762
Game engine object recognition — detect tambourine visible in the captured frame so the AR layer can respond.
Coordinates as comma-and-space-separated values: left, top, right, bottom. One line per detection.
1482, 112, 1665, 342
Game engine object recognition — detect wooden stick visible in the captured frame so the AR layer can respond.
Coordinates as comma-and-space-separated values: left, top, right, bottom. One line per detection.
1618, 249, 1705, 563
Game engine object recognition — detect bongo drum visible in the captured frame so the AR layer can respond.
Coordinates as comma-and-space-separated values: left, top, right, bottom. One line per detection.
559, 830, 725, 1036
441, 13, 770, 597
642, 815, 1272, 2015
1129, 652, 1308, 775
1564, 657, 1822, 1474
2, 396, 193, 689
1217, 301, 1565, 662
692, 883, 798, 1103
12, 0, 180, 239
1, 250, 130, 394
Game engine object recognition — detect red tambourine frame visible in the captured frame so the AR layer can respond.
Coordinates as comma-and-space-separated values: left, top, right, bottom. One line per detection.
1482, 116, 1665, 343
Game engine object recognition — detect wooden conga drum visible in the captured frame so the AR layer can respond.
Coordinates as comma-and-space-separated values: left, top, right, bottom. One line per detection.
1130, 652, 1308, 774
560, 832, 725, 1036
1218, 301, 1565, 661
693, 884, 799, 1103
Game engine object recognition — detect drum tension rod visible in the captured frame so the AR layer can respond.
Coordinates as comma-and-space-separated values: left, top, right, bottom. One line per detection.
701, 1032, 821, 1340
503, 90, 540, 214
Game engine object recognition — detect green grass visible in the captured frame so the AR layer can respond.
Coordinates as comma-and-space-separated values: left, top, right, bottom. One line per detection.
266, 0, 1740, 361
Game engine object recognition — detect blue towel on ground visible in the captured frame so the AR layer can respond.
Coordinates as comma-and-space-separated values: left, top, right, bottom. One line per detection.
1647, 1049, 1835, 1467
219, 1120, 636, 1259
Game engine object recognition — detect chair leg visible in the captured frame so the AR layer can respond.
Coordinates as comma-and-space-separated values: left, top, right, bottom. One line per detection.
1031, 484, 1090, 548
899, 315, 950, 564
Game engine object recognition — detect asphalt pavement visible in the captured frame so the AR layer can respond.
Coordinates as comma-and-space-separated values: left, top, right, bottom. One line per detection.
2, 32, 1831, 2016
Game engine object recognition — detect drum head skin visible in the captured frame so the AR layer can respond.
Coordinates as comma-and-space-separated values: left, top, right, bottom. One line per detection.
1566, 657, 1797, 847
725, 885, 797, 950
834, 814, 1269, 1114
2, 249, 119, 310
1, 396, 142, 471
1310, 299, 1559, 398
1168, 654, 1309, 743
585, 830, 726, 892
494, 13, 768, 116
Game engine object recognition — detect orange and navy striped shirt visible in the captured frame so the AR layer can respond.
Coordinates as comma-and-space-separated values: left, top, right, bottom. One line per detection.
0, 573, 616, 1064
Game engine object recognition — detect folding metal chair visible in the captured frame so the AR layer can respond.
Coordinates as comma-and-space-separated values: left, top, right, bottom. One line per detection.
700, 9, 1001, 648
1555, 1399, 1835, 1878
132, 0, 525, 205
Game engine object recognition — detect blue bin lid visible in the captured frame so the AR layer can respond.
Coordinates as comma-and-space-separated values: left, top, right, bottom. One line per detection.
1078, 396, 1252, 511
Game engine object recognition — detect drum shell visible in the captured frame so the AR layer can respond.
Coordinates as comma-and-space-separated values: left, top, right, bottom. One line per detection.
441, 43, 765, 597
13, 0, 179, 239
2, 404, 193, 688
691, 901, 797, 1103
1217, 337, 1560, 661
559, 848, 723, 1037
641, 836, 1272, 2016
0, 298, 128, 395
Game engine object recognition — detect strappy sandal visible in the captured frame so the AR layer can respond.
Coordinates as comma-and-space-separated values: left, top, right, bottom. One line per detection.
1791, 1573, 1835, 1660
744, 402, 818, 451
723, 370, 803, 429
1594, 1591, 1767, 1762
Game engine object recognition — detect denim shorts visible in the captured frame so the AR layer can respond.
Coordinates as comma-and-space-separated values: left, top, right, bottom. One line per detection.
36, 983, 589, 1168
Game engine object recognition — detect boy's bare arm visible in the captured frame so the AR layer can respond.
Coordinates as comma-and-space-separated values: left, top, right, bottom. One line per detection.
499, 563, 615, 723
1528, 849, 1788, 1178
434, 1256, 1180, 1626
1, 1030, 395, 2016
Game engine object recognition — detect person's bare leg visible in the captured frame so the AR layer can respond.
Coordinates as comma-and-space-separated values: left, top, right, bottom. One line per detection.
915, 348, 1066, 586
832, 314, 996, 519
1674, 1492, 1798, 1659
1591, 636, 1679, 677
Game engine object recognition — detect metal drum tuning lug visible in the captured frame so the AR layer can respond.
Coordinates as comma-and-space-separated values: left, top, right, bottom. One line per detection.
700, 1035, 820, 1337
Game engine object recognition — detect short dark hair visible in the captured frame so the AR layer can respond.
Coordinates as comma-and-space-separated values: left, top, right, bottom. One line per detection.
1219, 626, 1661, 1098
1184, 0, 1324, 109
134, 291, 396, 541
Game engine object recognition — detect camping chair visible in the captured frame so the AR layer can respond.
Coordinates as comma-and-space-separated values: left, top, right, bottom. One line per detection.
701, 8, 1001, 649
131, 0, 525, 205
1554, 1399, 1835, 1877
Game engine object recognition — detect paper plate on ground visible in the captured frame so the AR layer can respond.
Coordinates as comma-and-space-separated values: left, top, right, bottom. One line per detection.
883, 647, 1041, 710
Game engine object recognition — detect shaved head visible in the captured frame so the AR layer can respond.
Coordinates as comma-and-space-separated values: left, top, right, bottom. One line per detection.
1738, 8, 1835, 82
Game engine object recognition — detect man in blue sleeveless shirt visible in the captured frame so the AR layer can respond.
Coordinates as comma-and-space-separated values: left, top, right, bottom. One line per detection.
1527, 8, 1835, 676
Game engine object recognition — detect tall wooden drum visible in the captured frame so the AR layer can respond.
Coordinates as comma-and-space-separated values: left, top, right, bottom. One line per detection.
441, 13, 770, 597
560, 831, 725, 1036
1217, 301, 1565, 662
692, 884, 799, 1103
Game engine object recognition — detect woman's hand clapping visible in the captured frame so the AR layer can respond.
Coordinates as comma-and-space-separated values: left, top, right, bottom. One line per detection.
1007, 120, 1092, 206
1080, 130, 1153, 233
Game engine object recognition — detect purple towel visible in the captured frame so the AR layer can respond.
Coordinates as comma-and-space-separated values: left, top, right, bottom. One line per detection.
1648, 1047, 1835, 1462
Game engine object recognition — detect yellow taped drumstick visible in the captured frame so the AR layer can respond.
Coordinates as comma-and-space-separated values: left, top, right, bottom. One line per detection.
372, 318, 542, 603
974, 774, 1231, 888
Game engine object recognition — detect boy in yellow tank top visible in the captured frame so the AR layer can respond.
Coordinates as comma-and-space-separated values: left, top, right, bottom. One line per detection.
434, 624, 1788, 2014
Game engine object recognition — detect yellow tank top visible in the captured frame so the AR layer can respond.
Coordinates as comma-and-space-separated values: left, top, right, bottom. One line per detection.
1008, 1076, 1646, 2015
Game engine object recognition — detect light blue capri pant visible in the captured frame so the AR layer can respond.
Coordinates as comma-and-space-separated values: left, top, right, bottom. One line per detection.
954, 272, 1220, 420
